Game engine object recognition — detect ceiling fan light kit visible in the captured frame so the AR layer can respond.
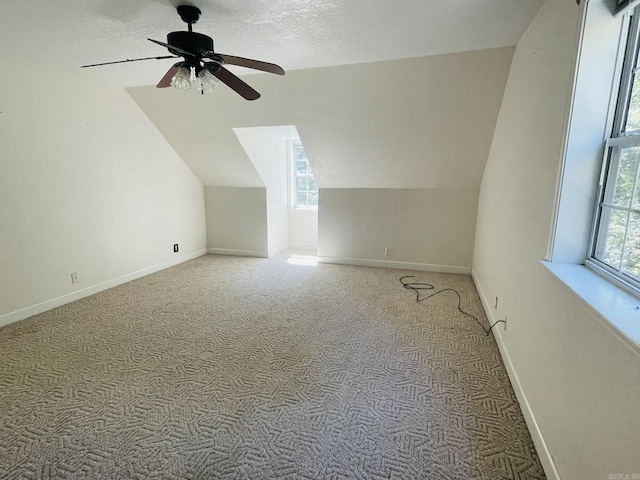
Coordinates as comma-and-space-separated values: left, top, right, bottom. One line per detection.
171, 66, 192, 90
197, 68, 221, 94
81, 4, 285, 101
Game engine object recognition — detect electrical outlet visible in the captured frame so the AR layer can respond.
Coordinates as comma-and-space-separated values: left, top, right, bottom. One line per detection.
173, 244, 179, 253
71, 272, 79, 284
495, 296, 498, 309
384, 247, 391, 257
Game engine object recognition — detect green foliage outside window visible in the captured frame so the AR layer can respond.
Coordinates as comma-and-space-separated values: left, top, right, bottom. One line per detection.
292, 144, 318, 208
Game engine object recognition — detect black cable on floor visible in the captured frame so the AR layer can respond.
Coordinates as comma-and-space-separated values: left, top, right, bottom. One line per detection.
399, 275, 505, 336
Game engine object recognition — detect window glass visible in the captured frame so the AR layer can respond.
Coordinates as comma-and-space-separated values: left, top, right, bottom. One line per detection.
612, 147, 639, 207
591, 9, 640, 290
624, 74, 640, 132
601, 208, 628, 269
291, 143, 318, 208
623, 213, 640, 277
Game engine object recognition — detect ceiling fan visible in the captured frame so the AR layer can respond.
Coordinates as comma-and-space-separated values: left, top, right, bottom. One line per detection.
81, 5, 285, 100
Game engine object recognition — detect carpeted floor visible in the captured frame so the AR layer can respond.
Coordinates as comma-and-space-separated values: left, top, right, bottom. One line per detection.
0, 252, 545, 479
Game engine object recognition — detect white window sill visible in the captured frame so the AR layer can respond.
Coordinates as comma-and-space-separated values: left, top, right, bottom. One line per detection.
541, 260, 640, 352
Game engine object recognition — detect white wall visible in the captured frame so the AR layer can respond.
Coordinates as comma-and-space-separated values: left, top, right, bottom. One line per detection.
473, 0, 640, 478
233, 128, 290, 255
288, 209, 318, 250
129, 48, 512, 267
204, 186, 268, 256
318, 188, 478, 272
0, 57, 207, 326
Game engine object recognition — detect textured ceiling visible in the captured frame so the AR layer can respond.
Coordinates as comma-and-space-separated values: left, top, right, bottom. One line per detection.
0, 0, 543, 87
2, 0, 544, 190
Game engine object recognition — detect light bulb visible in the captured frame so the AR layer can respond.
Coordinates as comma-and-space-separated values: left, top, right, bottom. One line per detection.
197, 68, 221, 94
171, 66, 192, 90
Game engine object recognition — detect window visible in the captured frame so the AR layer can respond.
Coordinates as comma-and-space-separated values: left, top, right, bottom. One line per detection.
617, 0, 634, 15
290, 142, 318, 208
590, 8, 640, 292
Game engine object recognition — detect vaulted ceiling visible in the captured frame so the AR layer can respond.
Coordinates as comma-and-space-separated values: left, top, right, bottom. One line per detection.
128, 48, 516, 188
1, 0, 544, 189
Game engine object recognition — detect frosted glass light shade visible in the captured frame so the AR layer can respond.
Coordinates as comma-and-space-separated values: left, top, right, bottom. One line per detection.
171, 66, 192, 90
197, 68, 220, 94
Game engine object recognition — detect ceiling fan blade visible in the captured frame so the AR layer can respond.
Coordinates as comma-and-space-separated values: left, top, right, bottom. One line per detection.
211, 66, 260, 100
148, 38, 195, 58
215, 54, 285, 75
157, 63, 182, 88
81, 55, 177, 68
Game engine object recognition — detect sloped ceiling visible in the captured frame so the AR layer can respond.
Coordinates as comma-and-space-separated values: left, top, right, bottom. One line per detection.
1, 0, 543, 189
129, 47, 515, 188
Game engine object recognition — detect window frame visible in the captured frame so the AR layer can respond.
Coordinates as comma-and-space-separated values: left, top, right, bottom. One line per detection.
288, 140, 318, 210
587, 6, 640, 296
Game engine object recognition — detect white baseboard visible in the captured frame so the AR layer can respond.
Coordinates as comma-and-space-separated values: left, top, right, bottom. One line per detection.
208, 248, 268, 258
268, 243, 290, 257
0, 249, 208, 329
317, 256, 471, 275
471, 269, 561, 480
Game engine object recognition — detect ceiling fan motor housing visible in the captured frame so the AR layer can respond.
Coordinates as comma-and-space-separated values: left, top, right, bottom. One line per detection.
166, 31, 213, 58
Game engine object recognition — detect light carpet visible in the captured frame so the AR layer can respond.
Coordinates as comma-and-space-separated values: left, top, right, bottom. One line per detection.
0, 252, 545, 479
